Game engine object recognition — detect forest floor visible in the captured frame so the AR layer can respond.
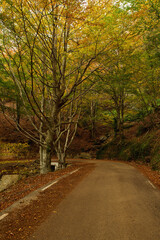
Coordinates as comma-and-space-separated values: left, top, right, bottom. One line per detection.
0, 159, 160, 240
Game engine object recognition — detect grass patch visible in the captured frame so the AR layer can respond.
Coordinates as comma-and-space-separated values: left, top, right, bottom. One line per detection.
0, 142, 30, 159
0, 160, 34, 164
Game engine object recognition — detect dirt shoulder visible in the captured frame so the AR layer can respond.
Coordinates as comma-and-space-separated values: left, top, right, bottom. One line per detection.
129, 161, 160, 190
0, 162, 95, 240
0, 161, 93, 211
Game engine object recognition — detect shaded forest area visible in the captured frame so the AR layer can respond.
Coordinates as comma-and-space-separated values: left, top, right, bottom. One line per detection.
0, 0, 160, 175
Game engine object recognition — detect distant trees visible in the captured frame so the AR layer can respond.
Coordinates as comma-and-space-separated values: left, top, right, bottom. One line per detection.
126, 0, 160, 118
97, 0, 160, 136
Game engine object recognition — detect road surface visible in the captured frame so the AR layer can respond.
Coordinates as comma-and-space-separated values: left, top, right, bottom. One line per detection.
30, 161, 160, 240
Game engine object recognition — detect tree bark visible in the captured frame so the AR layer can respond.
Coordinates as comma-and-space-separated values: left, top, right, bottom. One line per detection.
57, 152, 66, 169
40, 131, 53, 174
40, 146, 51, 174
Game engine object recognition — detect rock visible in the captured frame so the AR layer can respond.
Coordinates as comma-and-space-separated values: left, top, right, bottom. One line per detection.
79, 152, 91, 159
0, 174, 19, 192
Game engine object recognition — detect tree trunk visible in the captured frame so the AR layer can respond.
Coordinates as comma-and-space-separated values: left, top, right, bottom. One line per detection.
113, 117, 118, 137
16, 96, 21, 125
40, 145, 52, 174
116, 108, 124, 140
90, 100, 96, 139
40, 131, 53, 174
57, 151, 66, 169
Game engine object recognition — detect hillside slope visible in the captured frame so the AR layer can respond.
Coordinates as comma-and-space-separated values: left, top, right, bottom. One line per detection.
97, 111, 160, 171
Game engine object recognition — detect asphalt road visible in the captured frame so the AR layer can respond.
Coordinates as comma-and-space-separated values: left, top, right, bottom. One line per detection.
30, 161, 160, 240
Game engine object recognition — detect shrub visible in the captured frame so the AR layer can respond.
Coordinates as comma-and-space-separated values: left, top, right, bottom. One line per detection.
151, 154, 160, 170
96, 139, 127, 159
136, 125, 149, 136
118, 148, 130, 161
0, 142, 30, 159
129, 142, 149, 160
79, 152, 91, 159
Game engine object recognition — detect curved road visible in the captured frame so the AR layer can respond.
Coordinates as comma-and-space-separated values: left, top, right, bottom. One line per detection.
30, 161, 160, 240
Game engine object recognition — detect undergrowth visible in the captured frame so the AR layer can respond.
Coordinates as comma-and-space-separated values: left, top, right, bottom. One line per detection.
96, 131, 160, 171
0, 142, 30, 159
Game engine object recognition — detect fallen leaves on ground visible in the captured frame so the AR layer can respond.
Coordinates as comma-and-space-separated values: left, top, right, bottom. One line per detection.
0, 162, 95, 240
130, 161, 160, 189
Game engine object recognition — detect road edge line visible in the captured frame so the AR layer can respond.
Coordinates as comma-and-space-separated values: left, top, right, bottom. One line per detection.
41, 180, 59, 191
0, 213, 8, 221
148, 180, 156, 189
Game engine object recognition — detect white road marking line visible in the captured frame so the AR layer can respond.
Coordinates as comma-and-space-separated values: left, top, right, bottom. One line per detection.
41, 168, 80, 191
41, 180, 59, 191
69, 168, 80, 175
148, 180, 156, 189
0, 213, 8, 221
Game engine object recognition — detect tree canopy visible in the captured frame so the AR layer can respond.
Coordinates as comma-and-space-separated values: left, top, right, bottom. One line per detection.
0, 0, 159, 173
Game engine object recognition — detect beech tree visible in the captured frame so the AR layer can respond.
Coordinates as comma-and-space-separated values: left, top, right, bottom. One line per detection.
55, 96, 81, 168
0, 0, 112, 173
